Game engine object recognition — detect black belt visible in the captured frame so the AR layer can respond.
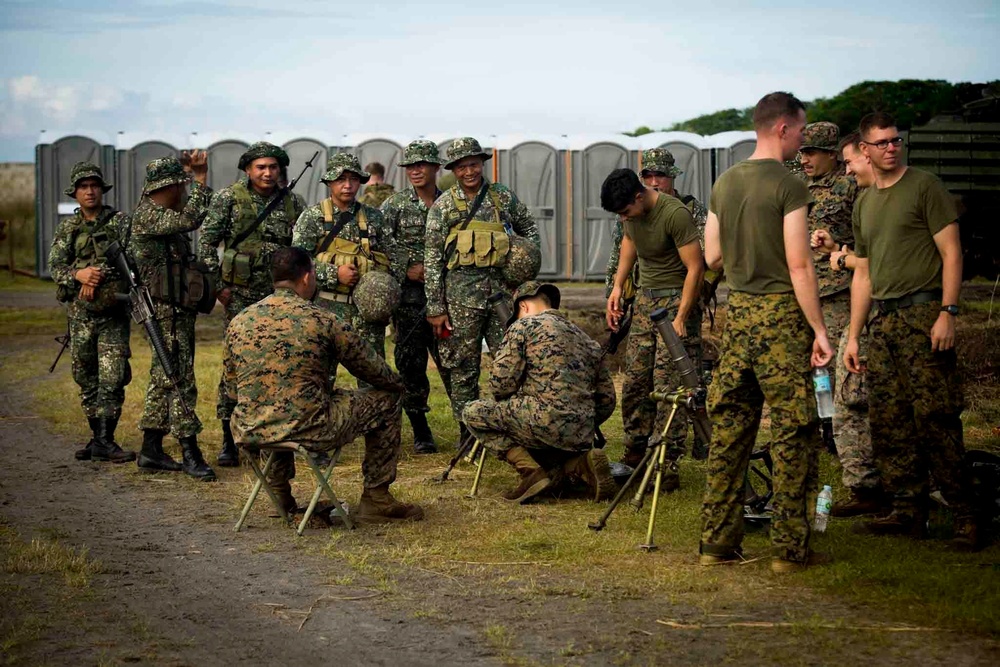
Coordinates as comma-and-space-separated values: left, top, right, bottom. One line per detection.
874, 290, 941, 315
641, 287, 682, 298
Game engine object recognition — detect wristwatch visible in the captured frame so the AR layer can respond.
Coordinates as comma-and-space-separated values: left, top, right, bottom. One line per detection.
837, 254, 848, 271
941, 305, 960, 316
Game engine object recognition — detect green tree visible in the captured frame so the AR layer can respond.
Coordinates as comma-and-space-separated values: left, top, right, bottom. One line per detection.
666, 108, 753, 135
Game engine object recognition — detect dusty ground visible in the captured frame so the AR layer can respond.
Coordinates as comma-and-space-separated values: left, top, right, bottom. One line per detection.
2, 285, 999, 666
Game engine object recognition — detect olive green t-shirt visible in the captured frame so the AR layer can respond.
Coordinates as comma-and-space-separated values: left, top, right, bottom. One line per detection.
853, 167, 957, 301
622, 192, 700, 290
709, 159, 811, 294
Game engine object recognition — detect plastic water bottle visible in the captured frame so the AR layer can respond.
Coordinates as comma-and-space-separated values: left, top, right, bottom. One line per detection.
814, 485, 833, 533
812, 367, 834, 419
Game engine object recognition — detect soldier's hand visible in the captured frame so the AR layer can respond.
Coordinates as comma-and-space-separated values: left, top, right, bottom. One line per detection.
79, 284, 96, 301
217, 287, 232, 308
337, 264, 359, 287
844, 337, 864, 374
829, 246, 848, 271
930, 312, 956, 352
75, 266, 102, 287
406, 263, 425, 282
427, 314, 451, 338
606, 287, 623, 331
671, 315, 686, 339
811, 229, 835, 253
183, 150, 209, 184
811, 330, 834, 368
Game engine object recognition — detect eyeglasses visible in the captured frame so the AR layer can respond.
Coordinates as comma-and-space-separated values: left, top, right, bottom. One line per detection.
863, 136, 904, 150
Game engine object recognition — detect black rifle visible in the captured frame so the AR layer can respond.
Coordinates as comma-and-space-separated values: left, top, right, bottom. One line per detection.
48, 325, 70, 373
104, 240, 193, 417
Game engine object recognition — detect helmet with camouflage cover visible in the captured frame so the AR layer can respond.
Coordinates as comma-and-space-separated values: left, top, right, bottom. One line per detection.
507, 280, 561, 327
501, 236, 541, 289
238, 141, 290, 170
640, 148, 682, 177
444, 137, 491, 170
353, 271, 401, 324
399, 139, 444, 166
801, 122, 840, 152
143, 157, 190, 193
64, 161, 113, 196
320, 153, 370, 184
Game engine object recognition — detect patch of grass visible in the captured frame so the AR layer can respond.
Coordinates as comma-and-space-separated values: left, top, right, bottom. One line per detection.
1, 525, 102, 589
0, 273, 52, 293
0, 306, 65, 335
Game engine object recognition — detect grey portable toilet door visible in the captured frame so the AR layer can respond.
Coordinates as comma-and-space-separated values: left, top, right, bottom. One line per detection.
504, 141, 561, 278
354, 139, 404, 194
206, 140, 249, 191
120, 141, 179, 214
581, 142, 630, 281
282, 138, 329, 206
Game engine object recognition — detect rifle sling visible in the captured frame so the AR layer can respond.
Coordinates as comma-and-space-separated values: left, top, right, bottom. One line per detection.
230, 188, 290, 250
317, 211, 352, 254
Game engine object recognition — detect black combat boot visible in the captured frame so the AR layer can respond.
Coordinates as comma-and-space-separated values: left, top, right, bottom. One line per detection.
407, 410, 438, 454
137, 429, 182, 473
179, 435, 217, 481
75, 416, 101, 461
91, 416, 136, 463
217, 419, 239, 467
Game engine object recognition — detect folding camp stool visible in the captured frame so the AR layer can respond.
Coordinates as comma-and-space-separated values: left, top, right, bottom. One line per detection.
234, 442, 353, 536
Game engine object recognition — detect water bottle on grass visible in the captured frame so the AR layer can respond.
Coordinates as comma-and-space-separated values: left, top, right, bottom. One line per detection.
814, 485, 833, 533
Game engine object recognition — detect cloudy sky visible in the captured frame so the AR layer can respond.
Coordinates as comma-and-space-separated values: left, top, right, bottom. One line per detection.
1, 0, 997, 161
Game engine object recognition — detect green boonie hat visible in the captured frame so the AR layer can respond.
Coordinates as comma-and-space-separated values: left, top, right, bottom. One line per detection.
508, 280, 561, 328
143, 157, 191, 194
320, 153, 370, 184
640, 148, 682, 178
64, 161, 112, 197
399, 140, 443, 167
801, 122, 840, 152
238, 141, 290, 171
445, 137, 491, 170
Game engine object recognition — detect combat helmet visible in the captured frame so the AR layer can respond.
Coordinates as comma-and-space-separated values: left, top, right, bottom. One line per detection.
501, 236, 541, 289
353, 271, 401, 324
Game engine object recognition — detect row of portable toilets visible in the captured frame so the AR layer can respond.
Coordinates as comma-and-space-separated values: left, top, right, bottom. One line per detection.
34, 130, 762, 281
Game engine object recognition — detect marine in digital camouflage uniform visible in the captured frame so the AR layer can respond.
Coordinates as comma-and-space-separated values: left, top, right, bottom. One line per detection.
699, 93, 833, 571
603, 148, 708, 297
49, 162, 135, 463
464, 282, 618, 503
292, 153, 402, 367
380, 140, 450, 453
798, 122, 878, 506
424, 137, 540, 439
602, 167, 705, 493
128, 154, 216, 481
358, 162, 395, 208
224, 247, 422, 523
199, 142, 306, 467
849, 112, 976, 548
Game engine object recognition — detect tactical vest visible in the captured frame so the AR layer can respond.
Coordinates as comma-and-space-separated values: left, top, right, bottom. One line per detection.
58, 210, 127, 312
148, 233, 216, 314
220, 181, 297, 287
314, 201, 390, 295
443, 185, 509, 270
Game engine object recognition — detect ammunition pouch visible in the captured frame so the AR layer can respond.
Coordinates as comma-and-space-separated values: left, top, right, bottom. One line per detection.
315, 201, 389, 294
220, 247, 254, 287
149, 258, 217, 314
445, 221, 509, 270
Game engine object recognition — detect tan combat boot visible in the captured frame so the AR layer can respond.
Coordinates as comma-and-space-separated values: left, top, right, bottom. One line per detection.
357, 483, 425, 524
502, 447, 552, 504
564, 449, 618, 501
771, 551, 833, 574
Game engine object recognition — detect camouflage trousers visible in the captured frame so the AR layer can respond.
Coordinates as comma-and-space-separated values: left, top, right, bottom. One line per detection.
68, 305, 131, 419
867, 302, 970, 518
438, 303, 504, 424
139, 311, 202, 439
823, 292, 878, 492
464, 396, 594, 458
622, 290, 702, 459
216, 288, 270, 419
267, 387, 403, 495
316, 297, 386, 387
701, 292, 819, 563
392, 297, 450, 413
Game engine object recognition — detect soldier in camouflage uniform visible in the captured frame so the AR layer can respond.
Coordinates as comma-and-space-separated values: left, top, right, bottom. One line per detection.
292, 153, 402, 366
49, 162, 135, 463
847, 112, 977, 549
699, 92, 833, 573
425, 138, 540, 445
380, 140, 449, 454
464, 282, 618, 503
224, 247, 423, 523
199, 142, 306, 467
129, 154, 216, 481
358, 162, 396, 208
602, 167, 705, 492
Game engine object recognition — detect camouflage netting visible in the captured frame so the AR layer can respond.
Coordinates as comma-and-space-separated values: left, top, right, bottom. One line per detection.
353, 270, 401, 324
501, 235, 541, 288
